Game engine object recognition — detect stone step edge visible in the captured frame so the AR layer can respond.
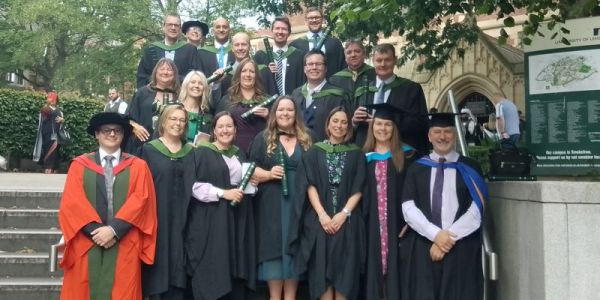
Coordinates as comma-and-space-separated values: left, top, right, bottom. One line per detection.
0, 208, 58, 213
0, 229, 62, 235
0, 277, 63, 286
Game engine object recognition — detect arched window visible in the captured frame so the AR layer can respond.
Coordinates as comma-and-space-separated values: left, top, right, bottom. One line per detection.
458, 92, 494, 124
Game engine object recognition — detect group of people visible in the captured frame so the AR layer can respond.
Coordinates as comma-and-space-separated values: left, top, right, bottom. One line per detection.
57, 7, 488, 300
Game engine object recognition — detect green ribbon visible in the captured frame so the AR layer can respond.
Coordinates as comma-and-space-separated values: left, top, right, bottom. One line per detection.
83, 161, 130, 300
149, 139, 194, 159
332, 64, 374, 79
314, 142, 359, 153
301, 84, 345, 99
150, 40, 188, 51
199, 140, 240, 158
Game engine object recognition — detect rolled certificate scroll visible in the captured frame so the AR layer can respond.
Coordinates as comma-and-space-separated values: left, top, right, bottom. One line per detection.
240, 94, 279, 120
207, 64, 234, 84
263, 37, 275, 63
276, 146, 288, 196
231, 162, 256, 207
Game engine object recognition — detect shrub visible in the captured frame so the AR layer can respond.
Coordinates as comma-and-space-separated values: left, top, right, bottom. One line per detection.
0, 89, 104, 163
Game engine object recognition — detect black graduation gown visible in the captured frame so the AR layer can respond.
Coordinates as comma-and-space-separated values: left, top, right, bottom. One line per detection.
287, 145, 366, 300
361, 158, 406, 300
289, 36, 346, 78
185, 146, 256, 300
140, 141, 196, 297
254, 47, 307, 96
353, 77, 429, 154
197, 46, 235, 77
126, 86, 178, 155
291, 82, 347, 142
400, 156, 483, 300
329, 65, 376, 112
136, 42, 201, 88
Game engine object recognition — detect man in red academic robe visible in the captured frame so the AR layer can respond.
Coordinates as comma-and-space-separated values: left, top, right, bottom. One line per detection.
59, 112, 157, 300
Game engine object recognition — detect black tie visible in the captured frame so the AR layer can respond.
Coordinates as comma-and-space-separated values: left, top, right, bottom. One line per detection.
431, 157, 445, 227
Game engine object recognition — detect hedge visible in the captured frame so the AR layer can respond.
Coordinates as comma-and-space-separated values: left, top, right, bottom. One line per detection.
0, 89, 105, 163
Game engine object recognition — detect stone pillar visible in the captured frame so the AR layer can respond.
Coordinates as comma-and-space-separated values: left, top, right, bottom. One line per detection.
488, 181, 600, 300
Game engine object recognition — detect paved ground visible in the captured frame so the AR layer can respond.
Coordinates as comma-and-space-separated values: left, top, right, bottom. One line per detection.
0, 173, 66, 192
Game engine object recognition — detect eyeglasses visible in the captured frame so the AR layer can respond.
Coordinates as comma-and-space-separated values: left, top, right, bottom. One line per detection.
99, 127, 124, 135
165, 23, 181, 28
306, 17, 322, 21
305, 62, 325, 67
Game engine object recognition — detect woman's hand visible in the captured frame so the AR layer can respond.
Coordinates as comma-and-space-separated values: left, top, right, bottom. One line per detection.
131, 122, 150, 141
252, 107, 269, 119
328, 212, 348, 234
318, 213, 334, 234
223, 188, 244, 202
269, 165, 284, 180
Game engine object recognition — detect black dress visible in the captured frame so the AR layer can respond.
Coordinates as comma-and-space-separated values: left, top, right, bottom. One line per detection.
141, 140, 196, 298
185, 143, 256, 300
400, 156, 483, 300
288, 142, 366, 300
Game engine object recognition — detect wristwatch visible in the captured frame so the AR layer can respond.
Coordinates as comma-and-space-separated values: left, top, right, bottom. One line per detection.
216, 188, 224, 198
342, 207, 352, 217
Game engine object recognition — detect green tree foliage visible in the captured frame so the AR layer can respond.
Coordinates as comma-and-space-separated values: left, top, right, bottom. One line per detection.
0, 0, 157, 95
331, 0, 600, 71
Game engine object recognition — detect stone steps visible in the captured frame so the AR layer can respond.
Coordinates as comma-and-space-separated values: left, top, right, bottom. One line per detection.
0, 191, 61, 209
0, 252, 63, 277
0, 277, 61, 300
0, 208, 59, 229
0, 229, 62, 252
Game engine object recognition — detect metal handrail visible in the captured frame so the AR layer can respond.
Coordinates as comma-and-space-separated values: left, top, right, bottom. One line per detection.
447, 90, 498, 292
49, 235, 64, 273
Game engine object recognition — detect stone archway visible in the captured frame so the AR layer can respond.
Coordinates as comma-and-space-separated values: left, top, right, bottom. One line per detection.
431, 73, 501, 111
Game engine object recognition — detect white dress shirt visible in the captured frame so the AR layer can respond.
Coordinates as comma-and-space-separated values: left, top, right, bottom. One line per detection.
402, 150, 481, 242
306, 79, 327, 108
214, 41, 230, 67
306, 31, 325, 53
164, 39, 176, 61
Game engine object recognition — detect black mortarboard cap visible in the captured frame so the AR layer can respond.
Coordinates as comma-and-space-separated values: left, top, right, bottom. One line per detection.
428, 112, 460, 128
182, 20, 209, 36
364, 103, 404, 121
87, 112, 132, 137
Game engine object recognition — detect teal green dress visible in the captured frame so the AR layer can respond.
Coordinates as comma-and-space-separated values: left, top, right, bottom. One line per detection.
256, 143, 302, 280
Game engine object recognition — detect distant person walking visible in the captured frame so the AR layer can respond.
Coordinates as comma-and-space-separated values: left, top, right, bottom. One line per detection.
492, 94, 520, 148
33, 91, 64, 174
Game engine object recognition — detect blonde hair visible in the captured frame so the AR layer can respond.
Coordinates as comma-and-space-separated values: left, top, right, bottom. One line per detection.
362, 117, 405, 171
265, 96, 312, 154
179, 71, 211, 113
157, 104, 189, 141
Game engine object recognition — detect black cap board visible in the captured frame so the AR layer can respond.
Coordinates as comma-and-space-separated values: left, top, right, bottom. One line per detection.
428, 112, 460, 128
182, 20, 209, 36
364, 103, 404, 121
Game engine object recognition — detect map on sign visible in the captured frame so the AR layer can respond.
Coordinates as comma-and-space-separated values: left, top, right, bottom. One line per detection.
528, 49, 600, 95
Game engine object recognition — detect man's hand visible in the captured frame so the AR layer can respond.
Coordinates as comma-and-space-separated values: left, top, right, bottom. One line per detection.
268, 62, 279, 74
433, 230, 456, 253
430, 243, 446, 262
91, 226, 116, 247
352, 106, 369, 124
103, 238, 117, 249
